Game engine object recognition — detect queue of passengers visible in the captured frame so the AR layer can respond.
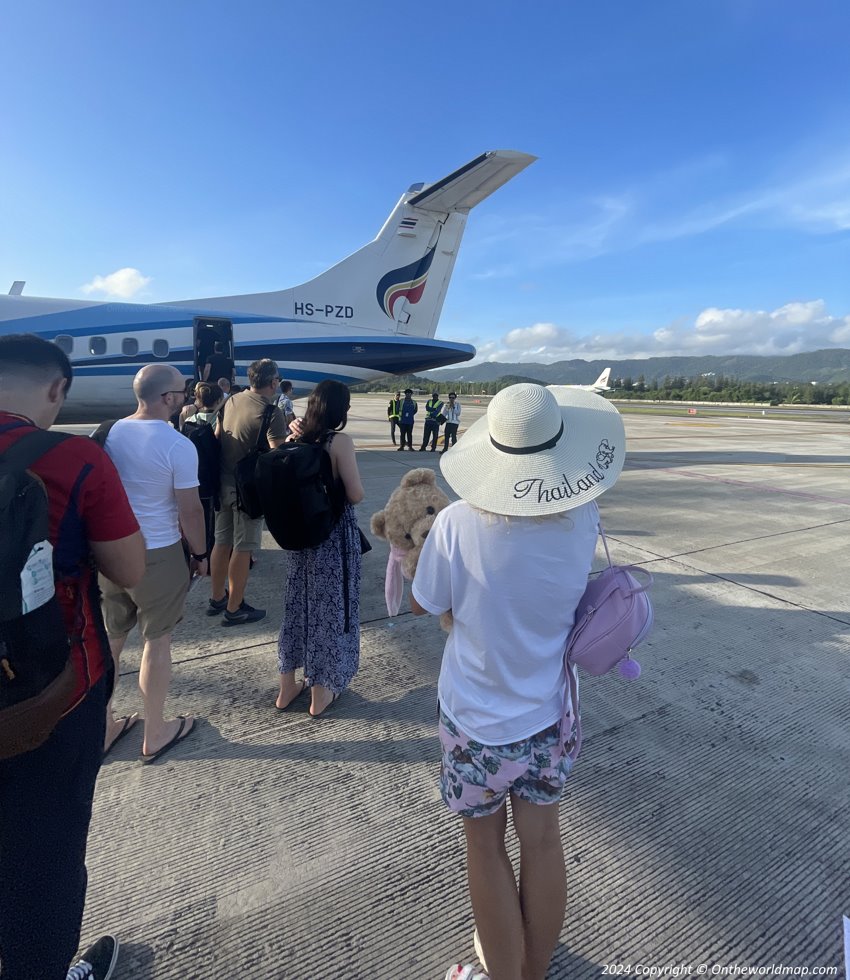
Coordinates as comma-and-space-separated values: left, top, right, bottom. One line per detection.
0, 333, 626, 980
0, 339, 365, 980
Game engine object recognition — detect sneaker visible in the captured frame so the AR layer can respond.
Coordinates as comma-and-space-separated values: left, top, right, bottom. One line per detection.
222, 602, 266, 627
444, 966, 488, 980
206, 591, 229, 616
67, 935, 119, 980
473, 929, 488, 973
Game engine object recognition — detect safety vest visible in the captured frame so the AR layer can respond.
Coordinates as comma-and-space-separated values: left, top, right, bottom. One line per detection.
425, 398, 444, 421
387, 399, 401, 420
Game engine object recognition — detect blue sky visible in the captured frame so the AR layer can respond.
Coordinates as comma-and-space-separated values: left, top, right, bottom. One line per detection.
2, 0, 849, 364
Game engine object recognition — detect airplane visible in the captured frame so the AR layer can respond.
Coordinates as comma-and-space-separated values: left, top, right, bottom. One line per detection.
562, 368, 612, 394
0, 150, 536, 420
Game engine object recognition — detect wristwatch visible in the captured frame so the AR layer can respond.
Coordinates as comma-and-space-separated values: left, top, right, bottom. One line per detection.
190, 551, 209, 562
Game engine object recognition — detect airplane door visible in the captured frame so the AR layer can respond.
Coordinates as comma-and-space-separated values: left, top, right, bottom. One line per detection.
193, 317, 234, 382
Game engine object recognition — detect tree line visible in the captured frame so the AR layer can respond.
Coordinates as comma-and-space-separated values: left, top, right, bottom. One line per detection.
352, 374, 850, 405
608, 374, 850, 405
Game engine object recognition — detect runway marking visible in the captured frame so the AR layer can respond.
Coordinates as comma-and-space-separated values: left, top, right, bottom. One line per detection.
631, 458, 850, 467
632, 466, 850, 505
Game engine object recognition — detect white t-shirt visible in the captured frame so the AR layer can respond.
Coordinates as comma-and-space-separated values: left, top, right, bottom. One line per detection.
412, 499, 599, 744
104, 419, 199, 549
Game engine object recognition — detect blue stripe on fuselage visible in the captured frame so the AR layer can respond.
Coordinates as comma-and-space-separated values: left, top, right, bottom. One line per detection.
0, 301, 475, 375
71, 363, 362, 386
65, 337, 474, 376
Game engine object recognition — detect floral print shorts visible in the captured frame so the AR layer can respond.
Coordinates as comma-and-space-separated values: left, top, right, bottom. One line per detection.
438, 708, 574, 818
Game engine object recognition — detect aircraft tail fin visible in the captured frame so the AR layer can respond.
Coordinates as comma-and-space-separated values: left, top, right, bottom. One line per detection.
594, 367, 611, 390
169, 151, 536, 340
292, 150, 536, 339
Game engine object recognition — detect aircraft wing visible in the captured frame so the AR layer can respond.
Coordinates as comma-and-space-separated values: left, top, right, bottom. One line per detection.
407, 150, 537, 214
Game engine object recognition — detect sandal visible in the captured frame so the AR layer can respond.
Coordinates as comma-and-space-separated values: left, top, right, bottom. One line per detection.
275, 679, 309, 712
309, 691, 341, 719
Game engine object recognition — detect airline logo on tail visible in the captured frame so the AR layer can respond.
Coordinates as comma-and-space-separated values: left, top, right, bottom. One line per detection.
376, 247, 435, 319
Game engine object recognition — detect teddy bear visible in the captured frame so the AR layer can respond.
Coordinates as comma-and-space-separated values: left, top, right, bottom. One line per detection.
370, 467, 452, 627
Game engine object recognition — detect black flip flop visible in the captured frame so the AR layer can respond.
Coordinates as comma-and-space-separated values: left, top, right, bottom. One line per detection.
275, 679, 309, 712
103, 714, 139, 759
139, 716, 195, 765
309, 692, 341, 720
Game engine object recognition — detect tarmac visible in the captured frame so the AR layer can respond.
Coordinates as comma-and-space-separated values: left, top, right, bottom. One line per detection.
59, 395, 850, 979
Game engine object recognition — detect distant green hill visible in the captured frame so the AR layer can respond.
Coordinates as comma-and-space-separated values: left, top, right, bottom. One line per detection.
419, 350, 850, 384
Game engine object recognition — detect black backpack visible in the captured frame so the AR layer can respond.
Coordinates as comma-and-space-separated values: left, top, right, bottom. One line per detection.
0, 429, 78, 759
256, 437, 339, 550
180, 419, 221, 502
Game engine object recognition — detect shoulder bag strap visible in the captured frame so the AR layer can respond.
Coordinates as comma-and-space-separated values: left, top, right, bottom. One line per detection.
597, 516, 614, 570
562, 510, 605, 761
255, 403, 275, 451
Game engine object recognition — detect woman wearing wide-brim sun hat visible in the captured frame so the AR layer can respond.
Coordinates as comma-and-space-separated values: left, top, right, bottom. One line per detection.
410, 383, 625, 980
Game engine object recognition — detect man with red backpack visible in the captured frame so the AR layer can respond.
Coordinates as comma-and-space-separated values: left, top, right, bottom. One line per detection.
0, 334, 145, 980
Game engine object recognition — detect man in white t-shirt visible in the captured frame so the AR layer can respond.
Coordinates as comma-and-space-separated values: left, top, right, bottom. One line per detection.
99, 364, 208, 764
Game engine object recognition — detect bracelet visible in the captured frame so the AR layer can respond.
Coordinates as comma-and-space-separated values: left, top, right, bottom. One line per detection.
190, 551, 209, 562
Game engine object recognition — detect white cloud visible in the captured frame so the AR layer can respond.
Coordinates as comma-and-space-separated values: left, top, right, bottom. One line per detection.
461, 299, 850, 364
81, 267, 151, 299
504, 322, 573, 348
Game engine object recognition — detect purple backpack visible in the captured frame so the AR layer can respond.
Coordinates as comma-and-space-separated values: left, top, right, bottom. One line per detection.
562, 522, 653, 760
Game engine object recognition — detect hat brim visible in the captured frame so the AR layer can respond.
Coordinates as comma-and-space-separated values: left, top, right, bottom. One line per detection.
440, 388, 625, 516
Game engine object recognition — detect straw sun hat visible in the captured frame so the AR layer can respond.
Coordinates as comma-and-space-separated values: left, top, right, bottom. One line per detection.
439, 383, 625, 517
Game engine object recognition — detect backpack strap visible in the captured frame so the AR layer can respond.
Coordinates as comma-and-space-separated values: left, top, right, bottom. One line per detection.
89, 419, 118, 448
0, 429, 73, 472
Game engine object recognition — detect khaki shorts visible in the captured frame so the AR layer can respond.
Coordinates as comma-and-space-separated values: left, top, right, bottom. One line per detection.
214, 478, 264, 553
100, 540, 189, 641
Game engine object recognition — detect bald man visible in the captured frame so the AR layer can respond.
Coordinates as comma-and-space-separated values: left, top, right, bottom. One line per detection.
98, 364, 208, 764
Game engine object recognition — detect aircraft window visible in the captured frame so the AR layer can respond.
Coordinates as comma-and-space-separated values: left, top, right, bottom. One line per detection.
122, 338, 139, 356
55, 335, 74, 354
152, 339, 169, 358
89, 337, 107, 356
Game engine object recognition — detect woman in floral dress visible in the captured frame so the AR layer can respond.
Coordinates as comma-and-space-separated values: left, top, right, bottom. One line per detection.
276, 380, 364, 717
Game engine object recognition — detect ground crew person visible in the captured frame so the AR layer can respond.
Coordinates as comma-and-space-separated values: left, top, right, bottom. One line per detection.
419, 390, 444, 452
387, 390, 402, 446
398, 389, 417, 450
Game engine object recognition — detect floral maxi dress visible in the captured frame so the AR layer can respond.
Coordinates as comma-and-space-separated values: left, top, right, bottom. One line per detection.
277, 500, 361, 692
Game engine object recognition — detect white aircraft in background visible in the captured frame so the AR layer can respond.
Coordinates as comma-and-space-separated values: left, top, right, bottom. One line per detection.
0, 150, 536, 419
564, 367, 612, 393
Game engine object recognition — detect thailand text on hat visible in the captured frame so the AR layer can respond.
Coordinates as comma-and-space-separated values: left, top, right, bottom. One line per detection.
439, 383, 625, 516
